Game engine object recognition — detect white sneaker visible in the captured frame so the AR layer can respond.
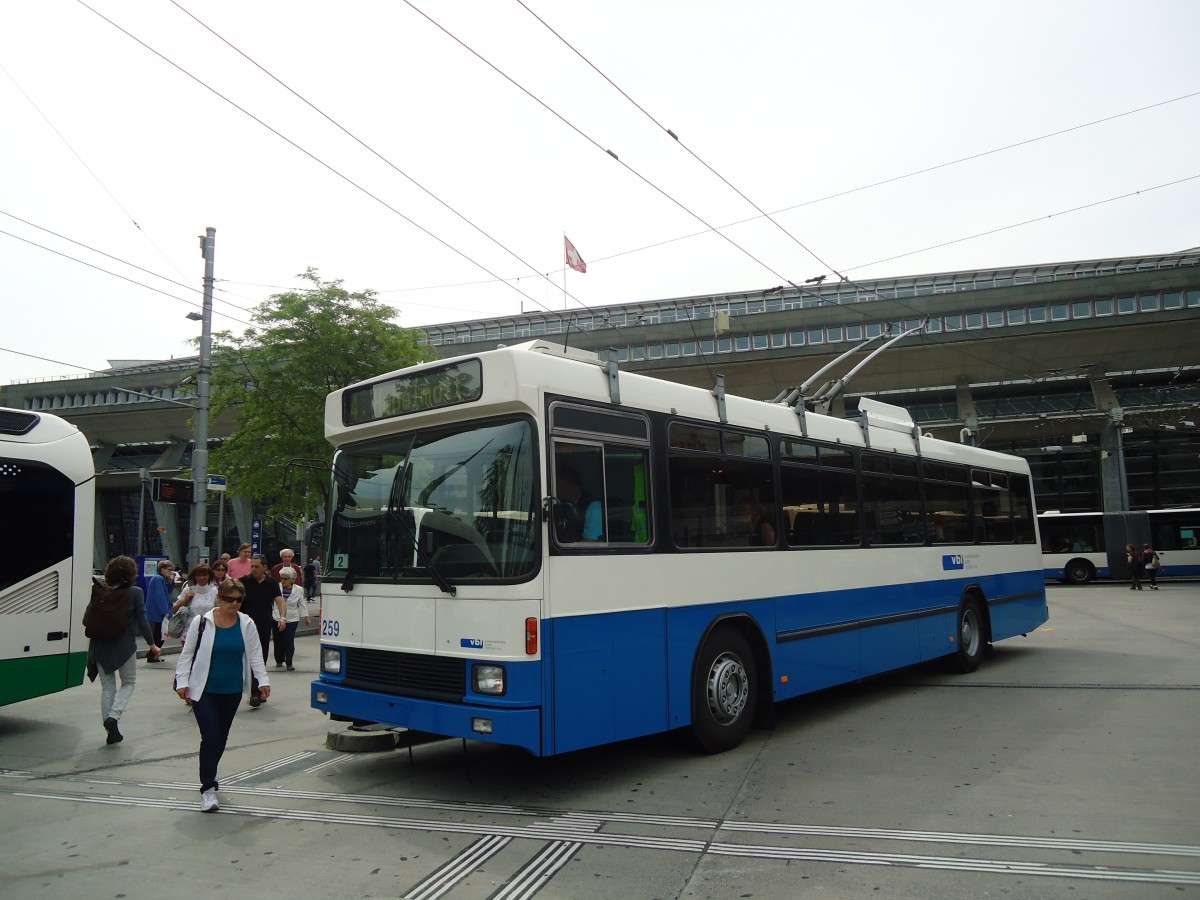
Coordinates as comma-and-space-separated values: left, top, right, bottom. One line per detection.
200, 788, 219, 813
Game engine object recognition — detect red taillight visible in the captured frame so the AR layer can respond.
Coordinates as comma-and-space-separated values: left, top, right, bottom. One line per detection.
525, 617, 538, 655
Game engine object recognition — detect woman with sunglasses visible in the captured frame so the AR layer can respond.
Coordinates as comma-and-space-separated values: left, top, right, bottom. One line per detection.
173, 578, 271, 812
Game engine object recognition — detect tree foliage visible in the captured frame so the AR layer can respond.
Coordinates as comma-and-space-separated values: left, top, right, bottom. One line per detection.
208, 269, 434, 517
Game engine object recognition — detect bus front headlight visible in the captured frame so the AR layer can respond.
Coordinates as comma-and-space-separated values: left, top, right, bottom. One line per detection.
473, 664, 506, 695
321, 647, 342, 675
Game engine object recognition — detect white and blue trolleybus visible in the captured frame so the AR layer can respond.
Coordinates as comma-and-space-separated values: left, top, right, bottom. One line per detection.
0, 407, 95, 706
312, 340, 1049, 755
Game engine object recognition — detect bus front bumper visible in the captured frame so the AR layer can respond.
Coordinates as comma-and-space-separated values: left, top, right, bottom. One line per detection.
311, 680, 542, 755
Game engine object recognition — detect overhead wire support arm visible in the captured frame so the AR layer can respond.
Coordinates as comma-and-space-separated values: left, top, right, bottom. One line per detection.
809, 319, 928, 416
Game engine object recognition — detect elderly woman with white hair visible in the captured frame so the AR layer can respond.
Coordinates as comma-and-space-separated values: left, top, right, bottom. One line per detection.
271, 566, 311, 670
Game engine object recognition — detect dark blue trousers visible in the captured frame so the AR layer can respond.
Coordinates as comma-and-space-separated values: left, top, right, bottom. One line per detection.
192, 691, 242, 792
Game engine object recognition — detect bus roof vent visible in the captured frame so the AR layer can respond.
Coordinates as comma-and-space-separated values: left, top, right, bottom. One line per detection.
0, 409, 39, 436
516, 339, 603, 366
856, 397, 915, 433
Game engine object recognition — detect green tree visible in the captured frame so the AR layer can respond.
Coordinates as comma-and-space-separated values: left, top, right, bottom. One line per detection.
208, 269, 434, 517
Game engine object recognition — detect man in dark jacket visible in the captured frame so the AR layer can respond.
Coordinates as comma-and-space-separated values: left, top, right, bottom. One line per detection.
240, 556, 285, 707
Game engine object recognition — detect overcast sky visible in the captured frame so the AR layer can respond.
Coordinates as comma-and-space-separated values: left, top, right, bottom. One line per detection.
2, 0, 1197, 387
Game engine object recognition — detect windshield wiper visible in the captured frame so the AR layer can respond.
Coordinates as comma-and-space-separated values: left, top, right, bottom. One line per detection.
387, 464, 456, 597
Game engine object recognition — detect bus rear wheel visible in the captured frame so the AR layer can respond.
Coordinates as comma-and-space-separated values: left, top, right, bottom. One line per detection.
691, 628, 757, 753
1063, 559, 1095, 585
944, 597, 986, 674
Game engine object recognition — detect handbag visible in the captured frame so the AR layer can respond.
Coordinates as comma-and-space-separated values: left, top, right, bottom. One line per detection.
167, 605, 194, 638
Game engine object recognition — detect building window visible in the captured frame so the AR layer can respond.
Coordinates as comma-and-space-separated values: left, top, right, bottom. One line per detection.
630, 345, 645, 361
807, 328, 824, 345
648, 343, 663, 360
1162, 291, 1182, 309
1138, 292, 1160, 312
665, 341, 681, 358
734, 335, 751, 352
1071, 301, 1091, 319
700, 338, 714, 355
718, 337, 732, 353
1027, 306, 1047, 323
683, 340, 697, 356
846, 324, 863, 340
986, 310, 1004, 327
1094, 298, 1114, 316
1050, 303, 1069, 321
789, 330, 805, 346
827, 325, 844, 343
1116, 295, 1137, 314
1007, 307, 1026, 325
1186, 289, 1200, 308
944, 314, 962, 331
965, 312, 984, 329
752, 334, 768, 351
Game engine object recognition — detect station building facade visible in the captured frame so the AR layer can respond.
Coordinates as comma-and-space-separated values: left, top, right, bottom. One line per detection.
3, 249, 1198, 569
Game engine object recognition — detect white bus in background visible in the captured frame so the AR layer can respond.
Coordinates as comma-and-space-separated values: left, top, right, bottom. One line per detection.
1039, 508, 1200, 584
0, 408, 95, 706
311, 340, 1048, 756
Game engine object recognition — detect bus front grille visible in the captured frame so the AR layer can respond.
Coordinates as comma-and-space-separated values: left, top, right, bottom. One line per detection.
342, 647, 466, 703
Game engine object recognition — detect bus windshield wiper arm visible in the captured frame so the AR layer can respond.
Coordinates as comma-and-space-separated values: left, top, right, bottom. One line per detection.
388, 490, 456, 596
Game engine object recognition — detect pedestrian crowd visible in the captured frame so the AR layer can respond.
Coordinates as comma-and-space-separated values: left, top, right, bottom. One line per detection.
84, 548, 321, 813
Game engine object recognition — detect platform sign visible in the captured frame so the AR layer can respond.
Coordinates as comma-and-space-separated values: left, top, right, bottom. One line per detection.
207, 474, 227, 492
152, 477, 194, 503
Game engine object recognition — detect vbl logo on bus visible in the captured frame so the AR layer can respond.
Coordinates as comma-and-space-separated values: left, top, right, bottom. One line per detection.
942, 554, 965, 571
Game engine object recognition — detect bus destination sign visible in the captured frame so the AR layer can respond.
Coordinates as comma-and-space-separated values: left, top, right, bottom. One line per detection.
343, 359, 483, 426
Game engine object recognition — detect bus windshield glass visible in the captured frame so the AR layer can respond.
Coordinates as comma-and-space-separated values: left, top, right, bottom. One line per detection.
327, 418, 537, 583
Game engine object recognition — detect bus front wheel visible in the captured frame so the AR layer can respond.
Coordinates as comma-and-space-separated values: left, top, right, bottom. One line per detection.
691, 628, 757, 753
944, 597, 986, 674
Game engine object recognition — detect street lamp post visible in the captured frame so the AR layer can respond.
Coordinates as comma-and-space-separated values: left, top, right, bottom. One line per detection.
188, 227, 216, 566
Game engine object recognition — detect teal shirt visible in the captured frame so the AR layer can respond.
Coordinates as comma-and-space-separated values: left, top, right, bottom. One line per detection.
204, 621, 246, 694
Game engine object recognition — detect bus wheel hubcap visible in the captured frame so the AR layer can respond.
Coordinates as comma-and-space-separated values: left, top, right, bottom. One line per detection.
707, 653, 749, 725
962, 610, 979, 655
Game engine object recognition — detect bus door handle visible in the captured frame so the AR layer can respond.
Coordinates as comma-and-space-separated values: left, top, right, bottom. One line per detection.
46, 632, 68, 641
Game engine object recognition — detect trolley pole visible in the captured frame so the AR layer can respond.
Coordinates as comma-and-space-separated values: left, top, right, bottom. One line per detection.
189, 227, 216, 566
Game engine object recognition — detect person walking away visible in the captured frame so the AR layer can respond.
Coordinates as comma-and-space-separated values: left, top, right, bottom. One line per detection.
87, 555, 162, 744
173, 579, 271, 812
303, 558, 317, 602
1142, 543, 1161, 589
143, 559, 175, 658
273, 567, 311, 670
226, 544, 253, 580
239, 555, 285, 707
1126, 543, 1144, 590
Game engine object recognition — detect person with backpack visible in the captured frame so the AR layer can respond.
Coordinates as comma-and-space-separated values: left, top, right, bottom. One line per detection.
84, 555, 162, 745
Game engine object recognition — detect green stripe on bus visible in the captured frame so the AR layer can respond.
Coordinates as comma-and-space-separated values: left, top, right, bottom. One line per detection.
0, 652, 88, 707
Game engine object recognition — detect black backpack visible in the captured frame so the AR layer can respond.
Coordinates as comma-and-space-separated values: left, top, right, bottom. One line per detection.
82, 582, 131, 641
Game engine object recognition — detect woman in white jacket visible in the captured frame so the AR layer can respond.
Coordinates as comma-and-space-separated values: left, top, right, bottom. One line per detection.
174, 578, 270, 812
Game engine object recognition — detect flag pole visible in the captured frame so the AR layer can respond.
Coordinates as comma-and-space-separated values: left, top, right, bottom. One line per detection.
562, 232, 567, 310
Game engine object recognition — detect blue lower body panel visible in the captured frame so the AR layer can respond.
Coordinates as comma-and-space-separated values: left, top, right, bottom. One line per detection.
312, 680, 542, 755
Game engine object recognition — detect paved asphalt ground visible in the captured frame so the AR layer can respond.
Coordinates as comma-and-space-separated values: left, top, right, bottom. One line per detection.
0, 581, 1197, 899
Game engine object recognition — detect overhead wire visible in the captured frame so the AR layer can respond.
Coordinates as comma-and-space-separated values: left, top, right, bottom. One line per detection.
401, 0, 816, 300
0, 209, 256, 315
0, 227, 255, 329
0, 58, 194, 287
74, 0, 588, 331
167, 0, 611, 330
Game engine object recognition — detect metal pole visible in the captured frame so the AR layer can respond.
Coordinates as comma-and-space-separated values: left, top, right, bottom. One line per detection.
190, 227, 215, 566
137, 467, 147, 556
